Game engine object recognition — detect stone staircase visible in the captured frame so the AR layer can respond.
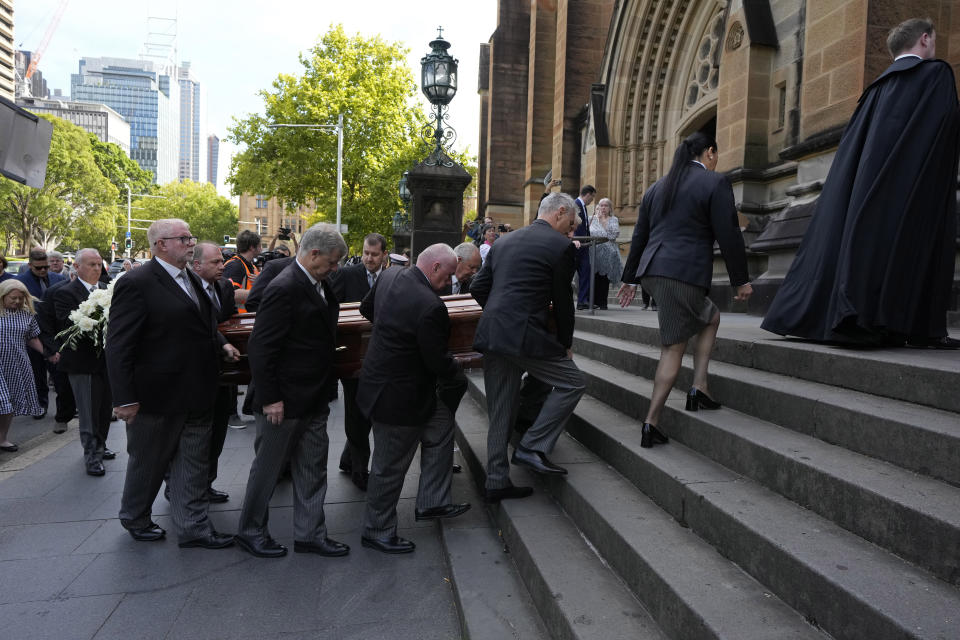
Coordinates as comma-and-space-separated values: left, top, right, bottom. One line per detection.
446, 309, 960, 640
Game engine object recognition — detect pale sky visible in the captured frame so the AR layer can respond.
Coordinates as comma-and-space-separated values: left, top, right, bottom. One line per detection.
17, 0, 497, 192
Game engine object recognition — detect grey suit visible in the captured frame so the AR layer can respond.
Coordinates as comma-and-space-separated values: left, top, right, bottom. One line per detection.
356, 267, 463, 539
237, 261, 339, 544
470, 219, 586, 490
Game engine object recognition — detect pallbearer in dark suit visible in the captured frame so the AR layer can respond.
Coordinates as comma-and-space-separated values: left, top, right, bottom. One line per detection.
441, 242, 481, 296
234, 224, 349, 559
190, 243, 238, 502
471, 193, 586, 501
52, 249, 112, 476
357, 244, 471, 554
328, 233, 388, 491
107, 219, 240, 548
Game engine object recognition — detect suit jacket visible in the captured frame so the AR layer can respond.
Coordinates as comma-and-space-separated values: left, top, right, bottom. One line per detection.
356, 267, 459, 426
574, 197, 591, 262
440, 276, 472, 296
621, 163, 748, 291
17, 270, 66, 299
200, 277, 238, 323
247, 260, 339, 418
471, 218, 576, 359
329, 262, 375, 304
51, 278, 109, 374
36, 279, 71, 357
106, 259, 222, 414
243, 256, 294, 312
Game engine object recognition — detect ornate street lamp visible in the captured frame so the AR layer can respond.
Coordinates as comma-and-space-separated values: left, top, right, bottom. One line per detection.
420, 27, 458, 167
398, 171, 410, 206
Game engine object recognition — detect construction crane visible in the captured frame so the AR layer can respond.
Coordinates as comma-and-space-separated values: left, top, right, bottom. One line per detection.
20, 0, 71, 95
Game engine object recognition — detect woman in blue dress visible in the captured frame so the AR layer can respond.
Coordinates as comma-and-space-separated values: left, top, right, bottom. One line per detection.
0, 280, 44, 452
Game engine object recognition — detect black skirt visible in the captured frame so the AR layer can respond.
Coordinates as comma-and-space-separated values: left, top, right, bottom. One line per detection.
640, 276, 718, 345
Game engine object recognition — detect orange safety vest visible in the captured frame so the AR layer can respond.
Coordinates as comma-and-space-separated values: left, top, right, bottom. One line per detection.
224, 255, 258, 313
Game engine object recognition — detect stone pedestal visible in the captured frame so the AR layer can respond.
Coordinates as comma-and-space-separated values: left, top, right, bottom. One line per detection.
406, 154, 472, 259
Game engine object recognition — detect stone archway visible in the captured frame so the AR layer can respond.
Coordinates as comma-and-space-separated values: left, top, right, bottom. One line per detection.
599, 0, 728, 214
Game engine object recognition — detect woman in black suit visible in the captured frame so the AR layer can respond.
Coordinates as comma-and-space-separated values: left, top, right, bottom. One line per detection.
618, 132, 753, 447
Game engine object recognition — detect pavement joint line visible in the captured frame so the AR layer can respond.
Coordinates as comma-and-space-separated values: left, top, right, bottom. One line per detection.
0, 428, 79, 481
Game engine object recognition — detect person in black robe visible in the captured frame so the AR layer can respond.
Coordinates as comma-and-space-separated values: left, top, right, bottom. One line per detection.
762, 18, 960, 348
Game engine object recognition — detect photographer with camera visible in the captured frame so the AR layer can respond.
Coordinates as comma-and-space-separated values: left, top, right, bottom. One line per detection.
268, 228, 299, 257
223, 230, 261, 312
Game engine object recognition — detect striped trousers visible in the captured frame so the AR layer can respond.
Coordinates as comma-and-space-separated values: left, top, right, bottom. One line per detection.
119, 411, 214, 541
483, 352, 586, 490
362, 402, 455, 539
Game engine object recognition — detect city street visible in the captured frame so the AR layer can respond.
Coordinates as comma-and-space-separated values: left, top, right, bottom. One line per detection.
0, 389, 468, 640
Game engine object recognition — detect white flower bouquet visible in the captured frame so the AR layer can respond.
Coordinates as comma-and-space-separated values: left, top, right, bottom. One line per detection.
56, 281, 115, 354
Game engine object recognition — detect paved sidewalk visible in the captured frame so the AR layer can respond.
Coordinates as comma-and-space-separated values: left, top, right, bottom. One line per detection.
0, 390, 465, 640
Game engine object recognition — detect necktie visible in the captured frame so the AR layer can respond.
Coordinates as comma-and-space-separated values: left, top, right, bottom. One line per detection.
368, 271, 377, 289
89, 286, 96, 293
178, 270, 200, 308
316, 282, 326, 302
452, 280, 460, 294
206, 284, 221, 311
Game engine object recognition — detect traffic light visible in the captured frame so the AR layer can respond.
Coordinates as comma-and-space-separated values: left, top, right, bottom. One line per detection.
223, 235, 230, 244
125, 238, 132, 250
111, 241, 117, 252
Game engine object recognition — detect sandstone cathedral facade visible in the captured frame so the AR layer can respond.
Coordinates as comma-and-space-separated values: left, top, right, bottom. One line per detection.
475, 0, 960, 314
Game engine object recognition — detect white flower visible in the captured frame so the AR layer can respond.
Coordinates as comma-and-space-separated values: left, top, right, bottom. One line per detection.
77, 316, 98, 331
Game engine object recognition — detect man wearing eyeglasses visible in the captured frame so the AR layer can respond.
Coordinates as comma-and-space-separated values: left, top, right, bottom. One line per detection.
107, 218, 240, 549
17, 248, 67, 419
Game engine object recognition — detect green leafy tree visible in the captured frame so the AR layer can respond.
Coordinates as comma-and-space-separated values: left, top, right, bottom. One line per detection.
86, 134, 156, 253
128, 180, 238, 255
229, 25, 433, 250
0, 114, 119, 254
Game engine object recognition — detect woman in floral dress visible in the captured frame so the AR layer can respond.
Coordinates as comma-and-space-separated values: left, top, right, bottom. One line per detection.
0, 280, 44, 452
589, 197, 623, 309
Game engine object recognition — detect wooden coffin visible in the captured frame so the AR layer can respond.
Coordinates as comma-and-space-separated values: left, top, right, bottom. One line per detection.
217, 294, 483, 385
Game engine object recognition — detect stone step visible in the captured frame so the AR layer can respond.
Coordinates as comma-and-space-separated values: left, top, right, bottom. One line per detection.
572, 329, 960, 487
454, 394, 823, 640
454, 397, 667, 640
437, 462, 551, 640
573, 310, 960, 413
462, 373, 960, 640
571, 355, 960, 585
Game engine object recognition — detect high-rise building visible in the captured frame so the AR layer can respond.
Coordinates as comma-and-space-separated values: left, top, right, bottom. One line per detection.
178, 61, 204, 182
15, 50, 48, 99
207, 134, 219, 186
18, 95, 131, 154
71, 56, 180, 184
0, 0, 14, 101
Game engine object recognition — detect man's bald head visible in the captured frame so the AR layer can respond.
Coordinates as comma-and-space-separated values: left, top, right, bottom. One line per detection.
416, 243, 458, 292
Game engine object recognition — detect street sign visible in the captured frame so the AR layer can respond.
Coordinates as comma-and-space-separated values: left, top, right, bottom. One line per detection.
125, 231, 131, 238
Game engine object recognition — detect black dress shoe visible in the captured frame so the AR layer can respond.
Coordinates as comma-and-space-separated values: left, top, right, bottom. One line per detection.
86, 462, 106, 476
34, 407, 46, 420
351, 470, 369, 491
361, 535, 416, 554
207, 488, 229, 503
685, 388, 721, 411
0, 443, 18, 453
127, 523, 166, 542
511, 447, 567, 475
102, 448, 117, 460
907, 336, 960, 349
452, 463, 462, 474
415, 503, 471, 521
294, 537, 350, 556
640, 423, 669, 448
484, 485, 533, 503
235, 534, 287, 558
178, 531, 236, 549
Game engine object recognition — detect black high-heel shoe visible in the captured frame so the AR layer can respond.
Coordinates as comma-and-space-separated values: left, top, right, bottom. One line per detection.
685, 388, 721, 411
640, 423, 668, 448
